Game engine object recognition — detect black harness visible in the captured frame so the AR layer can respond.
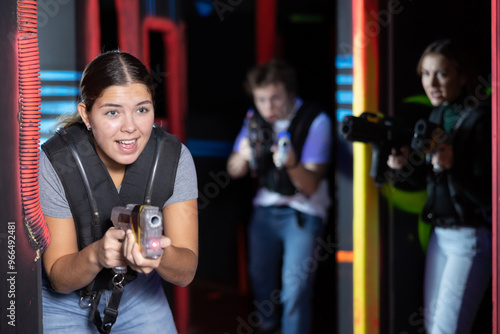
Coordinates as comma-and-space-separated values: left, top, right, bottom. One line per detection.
249, 102, 323, 195
42, 123, 181, 333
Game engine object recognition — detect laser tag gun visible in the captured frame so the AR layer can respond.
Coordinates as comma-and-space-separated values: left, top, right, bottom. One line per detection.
410, 118, 448, 154
275, 131, 291, 169
111, 204, 163, 274
341, 111, 414, 186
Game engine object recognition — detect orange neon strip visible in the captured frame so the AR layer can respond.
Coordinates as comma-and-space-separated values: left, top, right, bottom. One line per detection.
337, 250, 354, 263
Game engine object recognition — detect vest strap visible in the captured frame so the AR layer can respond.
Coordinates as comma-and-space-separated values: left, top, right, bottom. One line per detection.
252, 102, 324, 195
90, 280, 124, 334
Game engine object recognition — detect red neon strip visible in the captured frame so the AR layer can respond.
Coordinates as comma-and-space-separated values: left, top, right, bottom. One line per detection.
237, 222, 250, 295
85, 0, 101, 64
492, 0, 499, 332
115, 0, 140, 57
142, 17, 189, 333
179, 22, 188, 125
256, 0, 277, 64
142, 17, 185, 142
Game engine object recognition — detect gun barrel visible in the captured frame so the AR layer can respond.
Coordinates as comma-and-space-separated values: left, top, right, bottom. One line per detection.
341, 115, 387, 143
410, 119, 444, 153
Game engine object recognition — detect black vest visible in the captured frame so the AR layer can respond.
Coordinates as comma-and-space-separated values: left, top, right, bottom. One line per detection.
250, 102, 323, 195
42, 123, 181, 250
422, 102, 491, 227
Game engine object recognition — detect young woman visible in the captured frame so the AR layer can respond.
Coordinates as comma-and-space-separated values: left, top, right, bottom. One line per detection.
40, 51, 198, 333
390, 39, 491, 334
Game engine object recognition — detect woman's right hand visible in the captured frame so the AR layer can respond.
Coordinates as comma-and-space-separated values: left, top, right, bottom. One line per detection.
96, 227, 127, 269
387, 146, 409, 170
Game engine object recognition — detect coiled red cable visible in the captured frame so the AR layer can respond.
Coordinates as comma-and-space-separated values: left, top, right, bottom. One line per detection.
18, 0, 50, 257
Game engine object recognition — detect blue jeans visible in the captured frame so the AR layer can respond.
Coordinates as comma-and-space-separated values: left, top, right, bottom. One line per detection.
424, 226, 492, 334
42, 272, 177, 333
248, 206, 324, 334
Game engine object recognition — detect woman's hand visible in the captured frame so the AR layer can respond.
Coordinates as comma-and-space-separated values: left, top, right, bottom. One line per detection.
122, 230, 172, 275
431, 143, 454, 171
96, 227, 127, 269
387, 147, 409, 170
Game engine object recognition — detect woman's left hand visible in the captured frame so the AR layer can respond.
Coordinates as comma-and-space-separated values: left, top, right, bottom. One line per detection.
123, 229, 172, 274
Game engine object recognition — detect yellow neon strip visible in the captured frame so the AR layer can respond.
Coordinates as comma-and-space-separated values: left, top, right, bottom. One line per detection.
352, 0, 380, 333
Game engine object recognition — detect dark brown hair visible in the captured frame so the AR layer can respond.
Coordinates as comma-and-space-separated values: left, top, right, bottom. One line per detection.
244, 59, 298, 96
60, 51, 154, 128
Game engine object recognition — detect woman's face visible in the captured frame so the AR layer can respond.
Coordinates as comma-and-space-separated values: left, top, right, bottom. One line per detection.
252, 83, 295, 123
421, 53, 466, 106
78, 83, 155, 170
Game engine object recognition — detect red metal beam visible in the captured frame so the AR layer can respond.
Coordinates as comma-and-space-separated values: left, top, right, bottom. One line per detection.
83, 0, 101, 64
142, 17, 186, 142
255, 0, 277, 64
492, 0, 499, 332
115, 0, 140, 58
141, 17, 189, 333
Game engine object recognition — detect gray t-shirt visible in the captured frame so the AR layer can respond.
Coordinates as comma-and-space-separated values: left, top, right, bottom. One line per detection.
40, 144, 198, 219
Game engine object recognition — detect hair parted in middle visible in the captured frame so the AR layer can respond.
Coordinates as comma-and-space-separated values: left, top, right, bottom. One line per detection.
59, 51, 155, 128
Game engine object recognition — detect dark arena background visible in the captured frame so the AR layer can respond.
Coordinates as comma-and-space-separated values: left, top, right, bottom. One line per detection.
0, 0, 499, 333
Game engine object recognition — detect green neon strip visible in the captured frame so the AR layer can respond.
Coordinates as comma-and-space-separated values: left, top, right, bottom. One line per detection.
402, 94, 433, 107
381, 183, 432, 252
289, 13, 325, 24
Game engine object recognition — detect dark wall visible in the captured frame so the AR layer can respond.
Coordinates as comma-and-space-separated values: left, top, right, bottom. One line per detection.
0, 1, 42, 333
181, 1, 256, 283
389, 0, 491, 111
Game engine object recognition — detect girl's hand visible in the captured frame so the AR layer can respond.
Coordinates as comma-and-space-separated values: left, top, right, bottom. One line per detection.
387, 147, 409, 170
122, 230, 172, 274
432, 143, 453, 171
97, 227, 127, 269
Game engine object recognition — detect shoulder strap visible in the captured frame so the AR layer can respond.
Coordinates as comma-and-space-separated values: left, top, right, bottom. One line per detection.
287, 102, 324, 161
43, 124, 120, 248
